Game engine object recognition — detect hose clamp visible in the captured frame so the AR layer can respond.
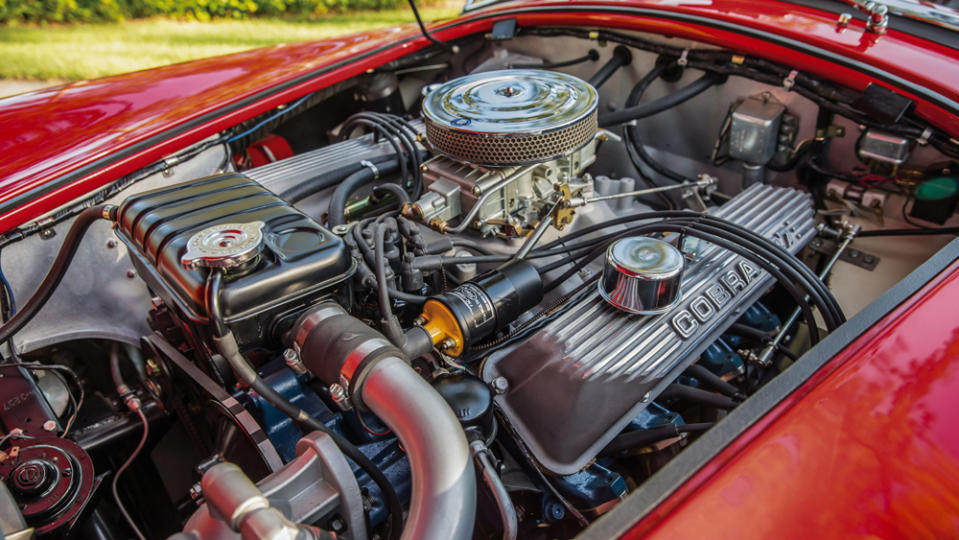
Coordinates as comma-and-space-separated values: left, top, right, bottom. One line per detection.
101, 204, 119, 221
338, 337, 392, 394
360, 160, 380, 180
783, 70, 799, 91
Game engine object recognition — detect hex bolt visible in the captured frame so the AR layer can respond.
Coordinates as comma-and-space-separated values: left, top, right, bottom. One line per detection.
283, 348, 308, 376
439, 338, 456, 351
42, 420, 56, 432
329, 383, 352, 411
545, 501, 566, 521
491, 376, 509, 395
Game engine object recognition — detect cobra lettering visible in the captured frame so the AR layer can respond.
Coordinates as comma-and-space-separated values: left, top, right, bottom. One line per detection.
670, 258, 762, 339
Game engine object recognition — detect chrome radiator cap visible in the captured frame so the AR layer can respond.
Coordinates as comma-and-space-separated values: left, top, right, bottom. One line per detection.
599, 237, 684, 314
181, 221, 266, 270
421, 69, 597, 166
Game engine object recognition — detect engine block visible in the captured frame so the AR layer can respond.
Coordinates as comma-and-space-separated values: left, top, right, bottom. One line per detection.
481, 184, 816, 474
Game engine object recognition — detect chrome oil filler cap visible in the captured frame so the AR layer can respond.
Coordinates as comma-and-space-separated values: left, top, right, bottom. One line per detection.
599, 237, 684, 314
181, 221, 266, 270
421, 69, 598, 166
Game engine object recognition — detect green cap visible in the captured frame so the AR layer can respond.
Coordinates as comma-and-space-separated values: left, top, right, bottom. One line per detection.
916, 177, 959, 201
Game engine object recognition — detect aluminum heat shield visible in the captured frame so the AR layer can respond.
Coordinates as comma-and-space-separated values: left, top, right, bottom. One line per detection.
481, 184, 816, 474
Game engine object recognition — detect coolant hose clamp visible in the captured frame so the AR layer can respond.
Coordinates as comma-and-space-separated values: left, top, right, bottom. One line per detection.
338, 336, 393, 394
360, 160, 380, 179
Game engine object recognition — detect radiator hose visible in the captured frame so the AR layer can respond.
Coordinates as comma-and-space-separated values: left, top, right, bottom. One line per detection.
206, 273, 405, 540
291, 302, 477, 540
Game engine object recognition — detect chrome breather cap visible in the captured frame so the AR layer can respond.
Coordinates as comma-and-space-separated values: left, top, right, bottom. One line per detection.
599, 237, 684, 314
181, 221, 266, 270
421, 69, 598, 165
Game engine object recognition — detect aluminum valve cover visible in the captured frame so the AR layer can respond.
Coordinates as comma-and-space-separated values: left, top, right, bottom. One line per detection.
481, 184, 816, 474
421, 69, 598, 166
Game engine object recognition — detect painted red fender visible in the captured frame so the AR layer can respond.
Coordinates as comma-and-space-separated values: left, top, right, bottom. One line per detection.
1, 1, 959, 233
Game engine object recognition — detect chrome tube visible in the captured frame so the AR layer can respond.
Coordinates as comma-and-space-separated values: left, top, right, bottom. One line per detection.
358, 355, 477, 540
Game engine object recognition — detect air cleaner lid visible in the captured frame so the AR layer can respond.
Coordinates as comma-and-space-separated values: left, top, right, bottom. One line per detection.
422, 69, 598, 165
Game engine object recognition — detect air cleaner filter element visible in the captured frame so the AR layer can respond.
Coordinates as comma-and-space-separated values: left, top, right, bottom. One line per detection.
421, 69, 598, 166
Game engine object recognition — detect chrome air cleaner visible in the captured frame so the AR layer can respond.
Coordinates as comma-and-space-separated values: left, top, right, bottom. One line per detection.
421, 69, 598, 165
598, 237, 684, 314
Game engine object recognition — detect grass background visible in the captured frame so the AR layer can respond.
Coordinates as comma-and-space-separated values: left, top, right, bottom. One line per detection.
0, 3, 459, 81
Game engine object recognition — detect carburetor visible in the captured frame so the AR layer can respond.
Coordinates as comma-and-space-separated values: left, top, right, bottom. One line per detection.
410, 69, 602, 236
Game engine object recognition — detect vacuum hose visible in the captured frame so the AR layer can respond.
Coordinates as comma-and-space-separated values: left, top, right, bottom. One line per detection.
0, 205, 117, 345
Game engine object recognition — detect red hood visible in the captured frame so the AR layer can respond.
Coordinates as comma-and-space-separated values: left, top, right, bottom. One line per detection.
2, 0, 959, 233
0, 23, 427, 231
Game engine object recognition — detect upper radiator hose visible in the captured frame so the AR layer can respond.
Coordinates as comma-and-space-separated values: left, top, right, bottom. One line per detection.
291, 303, 476, 540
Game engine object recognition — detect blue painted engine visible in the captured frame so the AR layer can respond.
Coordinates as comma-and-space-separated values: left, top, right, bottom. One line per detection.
245, 299, 782, 528
541, 302, 783, 517
252, 360, 411, 527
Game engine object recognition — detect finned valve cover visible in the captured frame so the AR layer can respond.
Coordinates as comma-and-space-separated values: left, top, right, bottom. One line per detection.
482, 184, 816, 474
421, 69, 598, 166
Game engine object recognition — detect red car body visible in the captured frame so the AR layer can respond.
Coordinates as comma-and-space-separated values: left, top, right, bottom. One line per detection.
1, 1, 958, 537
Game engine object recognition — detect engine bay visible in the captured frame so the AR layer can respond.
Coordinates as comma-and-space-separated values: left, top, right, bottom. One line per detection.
0, 19, 957, 540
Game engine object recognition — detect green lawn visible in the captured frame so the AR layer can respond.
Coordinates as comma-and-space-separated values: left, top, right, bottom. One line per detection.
0, 4, 460, 81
